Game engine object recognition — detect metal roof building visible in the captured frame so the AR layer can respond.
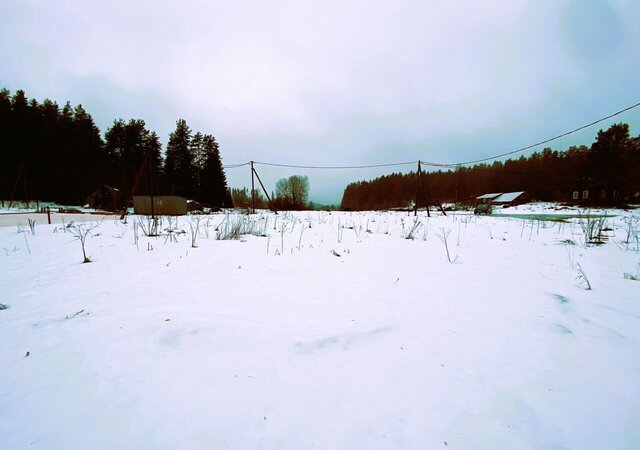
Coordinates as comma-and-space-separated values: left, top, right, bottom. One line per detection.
492, 191, 526, 204
133, 196, 188, 216
476, 193, 503, 203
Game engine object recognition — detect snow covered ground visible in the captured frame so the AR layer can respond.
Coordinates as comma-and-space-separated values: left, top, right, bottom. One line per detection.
1, 207, 639, 449
0, 212, 118, 228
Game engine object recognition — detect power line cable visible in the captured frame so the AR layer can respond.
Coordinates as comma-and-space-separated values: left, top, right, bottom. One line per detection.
222, 162, 251, 169
253, 160, 417, 170
429, 100, 640, 167
221, 100, 640, 170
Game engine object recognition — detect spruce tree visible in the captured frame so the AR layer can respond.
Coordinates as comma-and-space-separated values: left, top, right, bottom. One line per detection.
143, 131, 164, 195
165, 119, 194, 198
105, 119, 163, 197
201, 134, 232, 207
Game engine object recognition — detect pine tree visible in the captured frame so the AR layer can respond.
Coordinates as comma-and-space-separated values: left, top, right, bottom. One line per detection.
190, 131, 205, 200
0, 89, 14, 200
165, 119, 195, 198
144, 131, 164, 194
200, 134, 232, 207
105, 119, 163, 198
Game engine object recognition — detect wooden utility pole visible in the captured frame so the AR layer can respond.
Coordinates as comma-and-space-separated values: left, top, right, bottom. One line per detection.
9, 164, 29, 209
414, 160, 440, 217
414, 160, 422, 216
420, 169, 431, 217
120, 151, 151, 220
252, 166, 278, 215
250, 161, 256, 214
148, 153, 155, 219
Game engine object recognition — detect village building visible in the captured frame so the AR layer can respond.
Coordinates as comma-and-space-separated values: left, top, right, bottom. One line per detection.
133, 195, 189, 215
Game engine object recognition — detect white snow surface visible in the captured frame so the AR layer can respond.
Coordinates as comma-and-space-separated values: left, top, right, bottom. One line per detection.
1, 208, 639, 449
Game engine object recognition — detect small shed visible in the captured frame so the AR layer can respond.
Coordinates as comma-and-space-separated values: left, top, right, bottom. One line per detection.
133, 196, 188, 216
86, 186, 122, 211
492, 191, 527, 206
476, 193, 502, 204
186, 199, 203, 212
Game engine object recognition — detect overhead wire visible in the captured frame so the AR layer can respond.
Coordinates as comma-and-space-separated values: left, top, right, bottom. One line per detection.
424, 100, 640, 167
252, 160, 417, 170
221, 100, 640, 170
222, 162, 251, 169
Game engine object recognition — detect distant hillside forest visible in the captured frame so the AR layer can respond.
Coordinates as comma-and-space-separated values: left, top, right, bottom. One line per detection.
0, 88, 232, 207
341, 123, 640, 210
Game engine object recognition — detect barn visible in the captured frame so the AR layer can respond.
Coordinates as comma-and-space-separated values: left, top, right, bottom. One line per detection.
85, 186, 122, 212
476, 193, 502, 204
492, 191, 527, 206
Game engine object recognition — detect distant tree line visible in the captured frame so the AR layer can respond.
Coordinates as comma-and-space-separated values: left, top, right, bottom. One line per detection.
341, 123, 640, 210
231, 175, 311, 211
0, 88, 232, 207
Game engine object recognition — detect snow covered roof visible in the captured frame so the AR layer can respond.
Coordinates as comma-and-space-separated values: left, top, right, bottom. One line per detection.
493, 191, 526, 203
476, 193, 502, 200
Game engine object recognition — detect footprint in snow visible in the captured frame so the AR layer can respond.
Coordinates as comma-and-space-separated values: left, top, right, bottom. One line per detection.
554, 323, 572, 335
549, 293, 570, 304
296, 326, 392, 353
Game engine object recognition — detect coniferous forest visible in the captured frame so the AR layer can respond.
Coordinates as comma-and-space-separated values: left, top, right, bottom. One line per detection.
341, 123, 640, 210
0, 88, 232, 208
2, 88, 639, 212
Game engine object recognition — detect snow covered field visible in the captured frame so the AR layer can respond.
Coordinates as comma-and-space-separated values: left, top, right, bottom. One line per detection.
1, 207, 639, 449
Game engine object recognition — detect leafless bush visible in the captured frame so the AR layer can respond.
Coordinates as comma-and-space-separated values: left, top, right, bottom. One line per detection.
68, 223, 99, 263
298, 224, 305, 250
575, 262, 592, 290
216, 215, 264, 240
623, 259, 640, 281
623, 217, 639, 251
189, 216, 202, 248
137, 215, 160, 237
133, 222, 140, 250
28, 219, 36, 235
202, 218, 211, 239
486, 224, 493, 240
580, 214, 607, 246
402, 217, 422, 240
216, 216, 241, 240
336, 220, 344, 243
437, 227, 458, 263
163, 217, 184, 243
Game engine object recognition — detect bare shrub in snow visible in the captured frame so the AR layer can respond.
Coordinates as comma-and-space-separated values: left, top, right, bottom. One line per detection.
437, 227, 458, 263
336, 220, 344, 243
216, 215, 264, 240
189, 216, 202, 248
402, 217, 422, 240
580, 214, 607, 246
68, 223, 99, 263
623, 259, 640, 281
486, 224, 494, 240
298, 224, 305, 250
575, 262, 592, 290
137, 216, 160, 237
623, 217, 639, 251
163, 217, 184, 243
28, 219, 36, 235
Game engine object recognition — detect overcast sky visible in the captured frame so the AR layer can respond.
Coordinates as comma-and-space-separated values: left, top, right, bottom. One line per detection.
2, 0, 639, 204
